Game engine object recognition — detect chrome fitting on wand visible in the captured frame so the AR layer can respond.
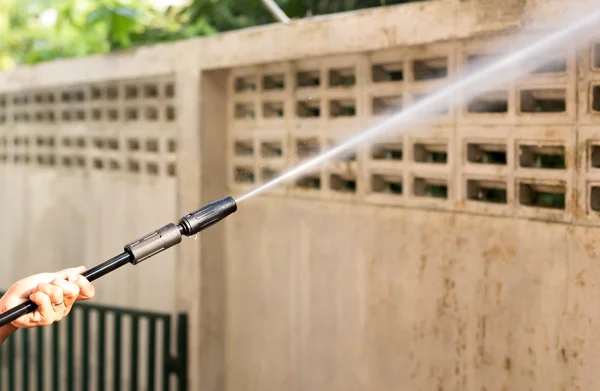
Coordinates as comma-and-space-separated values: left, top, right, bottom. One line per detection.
124, 196, 237, 265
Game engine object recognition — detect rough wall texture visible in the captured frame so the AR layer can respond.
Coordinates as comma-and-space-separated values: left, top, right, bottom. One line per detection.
225, 197, 600, 391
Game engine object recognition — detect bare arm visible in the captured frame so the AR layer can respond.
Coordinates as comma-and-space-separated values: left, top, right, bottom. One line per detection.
0, 324, 17, 345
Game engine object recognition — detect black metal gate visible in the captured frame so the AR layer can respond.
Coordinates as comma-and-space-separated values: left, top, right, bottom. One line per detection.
0, 293, 187, 391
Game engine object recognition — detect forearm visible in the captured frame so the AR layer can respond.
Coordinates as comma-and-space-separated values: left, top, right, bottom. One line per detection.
0, 324, 17, 344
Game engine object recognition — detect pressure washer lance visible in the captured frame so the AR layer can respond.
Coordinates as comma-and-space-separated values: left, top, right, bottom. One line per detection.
0, 196, 237, 328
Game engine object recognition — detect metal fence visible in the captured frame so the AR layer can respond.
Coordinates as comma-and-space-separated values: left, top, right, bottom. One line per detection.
0, 292, 187, 391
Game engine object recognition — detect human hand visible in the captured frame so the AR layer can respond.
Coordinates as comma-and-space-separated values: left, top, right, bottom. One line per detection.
0, 266, 95, 329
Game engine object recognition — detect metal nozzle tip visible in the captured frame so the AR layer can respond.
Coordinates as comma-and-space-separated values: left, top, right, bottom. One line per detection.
178, 196, 237, 237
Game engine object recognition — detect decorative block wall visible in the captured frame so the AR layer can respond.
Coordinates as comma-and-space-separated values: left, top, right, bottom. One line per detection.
225, 37, 600, 226
0, 76, 178, 179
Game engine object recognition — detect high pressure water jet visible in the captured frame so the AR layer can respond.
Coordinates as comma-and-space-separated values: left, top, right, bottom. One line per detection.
235, 3, 600, 203
0, 197, 237, 327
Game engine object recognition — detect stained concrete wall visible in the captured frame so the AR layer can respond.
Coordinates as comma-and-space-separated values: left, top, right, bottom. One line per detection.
1, 0, 599, 390
224, 197, 600, 391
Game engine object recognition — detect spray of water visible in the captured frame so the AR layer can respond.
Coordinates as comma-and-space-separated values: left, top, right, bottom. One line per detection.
236, 1, 600, 204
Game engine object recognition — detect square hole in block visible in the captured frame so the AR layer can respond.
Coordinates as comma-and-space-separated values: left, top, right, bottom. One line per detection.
413, 57, 448, 81
235, 76, 257, 92
234, 140, 254, 157
143, 84, 159, 98
414, 177, 448, 199
590, 185, 600, 211
93, 158, 104, 170
93, 138, 105, 149
260, 140, 283, 158
0, 96, 6, 107
519, 144, 565, 169
297, 100, 320, 117
146, 162, 159, 175
519, 89, 566, 113
297, 70, 320, 87
165, 83, 175, 98
75, 110, 85, 121
467, 142, 507, 165
167, 139, 177, 153
145, 107, 159, 121
125, 108, 139, 121
329, 67, 355, 87
234, 166, 255, 183
167, 163, 176, 177
61, 156, 73, 168
414, 143, 447, 164
329, 99, 356, 117
371, 142, 403, 160
591, 85, 600, 112
107, 138, 119, 150
372, 95, 402, 115
75, 156, 86, 168
127, 159, 140, 173
61, 111, 72, 122
296, 137, 320, 158
235, 102, 255, 119
590, 144, 600, 168
330, 173, 356, 193
519, 182, 565, 209
106, 85, 119, 100
530, 58, 567, 74
166, 106, 176, 121
125, 85, 139, 100
91, 87, 103, 100
127, 139, 141, 151
262, 74, 284, 90
372, 62, 404, 82
413, 94, 449, 115
372, 174, 403, 195
467, 90, 508, 113
466, 179, 507, 204
466, 54, 500, 71
146, 139, 159, 153
593, 43, 600, 69
327, 139, 355, 161
296, 174, 321, 190
109, 160, 121, 171
107, 109, 119, 121
92, 109, 102, 121
262, 101, 284, 118
261, 167, 280, 182
75, 137, 85, 148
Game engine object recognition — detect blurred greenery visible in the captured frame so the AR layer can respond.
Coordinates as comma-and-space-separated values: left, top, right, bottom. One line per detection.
0, 0, 417, 70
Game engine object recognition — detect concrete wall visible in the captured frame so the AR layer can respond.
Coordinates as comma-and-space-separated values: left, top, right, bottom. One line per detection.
2, 0, 600, 390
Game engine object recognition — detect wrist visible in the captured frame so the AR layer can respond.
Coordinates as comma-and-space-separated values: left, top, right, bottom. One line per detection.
0, 323, 18, 344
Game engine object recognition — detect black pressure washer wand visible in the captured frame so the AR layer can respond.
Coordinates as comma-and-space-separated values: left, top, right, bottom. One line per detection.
0, 196, 238, 328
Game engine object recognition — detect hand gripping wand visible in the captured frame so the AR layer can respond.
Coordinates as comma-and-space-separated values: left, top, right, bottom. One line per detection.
0, 196, 238, 328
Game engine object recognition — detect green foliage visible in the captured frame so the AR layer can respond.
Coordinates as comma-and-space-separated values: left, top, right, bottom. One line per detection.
0, 0, 419, 70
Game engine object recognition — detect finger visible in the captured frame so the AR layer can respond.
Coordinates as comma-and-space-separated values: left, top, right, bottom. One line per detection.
35, 282, 65, 315
27, 291, 56, 327
54, 266, 86, 280
72, 276, 95, 301
50, 278, 80, 314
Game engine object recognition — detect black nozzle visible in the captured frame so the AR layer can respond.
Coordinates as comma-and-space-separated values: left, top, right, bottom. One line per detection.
178, 196, 237, 237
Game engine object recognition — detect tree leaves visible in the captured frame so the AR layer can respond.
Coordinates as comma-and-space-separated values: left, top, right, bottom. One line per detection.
1, 0, 419, 70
